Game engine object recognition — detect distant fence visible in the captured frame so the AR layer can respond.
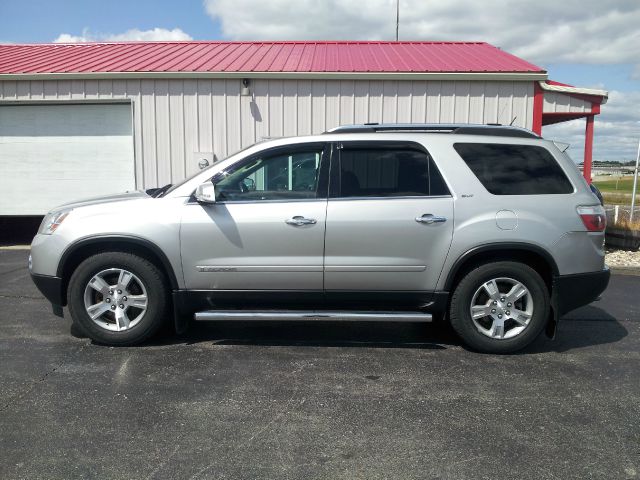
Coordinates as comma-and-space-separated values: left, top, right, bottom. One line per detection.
605, 205, 640, 225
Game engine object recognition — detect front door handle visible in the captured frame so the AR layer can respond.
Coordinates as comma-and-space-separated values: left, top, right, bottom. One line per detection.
415, 214, 447, 224
285, 216, 317, 226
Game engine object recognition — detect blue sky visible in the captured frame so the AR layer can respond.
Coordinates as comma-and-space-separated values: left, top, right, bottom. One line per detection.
1, 0, 638, 163
0, 1, 220, 43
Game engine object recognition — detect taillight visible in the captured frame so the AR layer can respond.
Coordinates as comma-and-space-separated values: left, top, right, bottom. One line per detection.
577, 205, 606, 232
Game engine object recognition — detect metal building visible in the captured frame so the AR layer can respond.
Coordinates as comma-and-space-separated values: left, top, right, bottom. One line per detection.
0, 41, 607, 215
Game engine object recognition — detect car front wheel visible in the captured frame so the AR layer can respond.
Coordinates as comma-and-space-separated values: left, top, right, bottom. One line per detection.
67, 252, 169, 346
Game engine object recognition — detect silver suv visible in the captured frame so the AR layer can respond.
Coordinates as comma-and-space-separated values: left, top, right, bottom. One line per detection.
29, 124, 609, 353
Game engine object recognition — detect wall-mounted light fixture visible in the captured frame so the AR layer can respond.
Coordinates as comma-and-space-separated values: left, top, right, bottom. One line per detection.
240, 78, 251, 96
194, 152, 217, 170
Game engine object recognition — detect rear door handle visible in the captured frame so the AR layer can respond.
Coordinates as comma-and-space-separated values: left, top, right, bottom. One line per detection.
285, 216, 317, 226
415, 214, 447, 224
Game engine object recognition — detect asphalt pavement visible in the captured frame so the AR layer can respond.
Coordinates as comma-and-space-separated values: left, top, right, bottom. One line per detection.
0, 249, 638, 480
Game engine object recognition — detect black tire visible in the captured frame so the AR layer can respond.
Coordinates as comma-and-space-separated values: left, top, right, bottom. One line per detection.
449, 261, 549, 353
67, 252, 169, 346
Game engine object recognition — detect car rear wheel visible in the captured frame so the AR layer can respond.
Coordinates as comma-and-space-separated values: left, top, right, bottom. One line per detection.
67, 252, 169, 346
449, 261, 549, 353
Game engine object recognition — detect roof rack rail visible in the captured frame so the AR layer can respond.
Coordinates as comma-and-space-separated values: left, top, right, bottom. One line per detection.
324, 123, 539, 139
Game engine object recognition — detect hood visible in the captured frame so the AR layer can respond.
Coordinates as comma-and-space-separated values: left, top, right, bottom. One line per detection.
50, 190, 150, 212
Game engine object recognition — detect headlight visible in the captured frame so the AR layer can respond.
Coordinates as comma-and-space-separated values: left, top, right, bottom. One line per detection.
39, 209, 71, 235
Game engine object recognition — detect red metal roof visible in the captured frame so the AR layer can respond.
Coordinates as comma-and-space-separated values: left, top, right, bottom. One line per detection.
0, 41, 545, 74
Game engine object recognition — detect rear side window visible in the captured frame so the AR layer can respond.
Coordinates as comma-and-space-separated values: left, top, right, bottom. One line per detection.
453, 143, 573, 195
337, 147, 449, 198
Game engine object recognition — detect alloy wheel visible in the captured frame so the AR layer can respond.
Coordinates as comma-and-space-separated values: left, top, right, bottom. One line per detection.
469, 277, 533, 339
83, 268, 148, 332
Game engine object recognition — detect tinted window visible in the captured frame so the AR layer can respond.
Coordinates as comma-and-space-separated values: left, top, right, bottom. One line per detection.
454, 143, 573, 195
337, 147, 449, 198
214, 148, 323, 201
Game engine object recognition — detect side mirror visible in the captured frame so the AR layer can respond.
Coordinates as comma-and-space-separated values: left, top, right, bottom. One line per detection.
241, 177, 256, 191
195, 182, 216, 204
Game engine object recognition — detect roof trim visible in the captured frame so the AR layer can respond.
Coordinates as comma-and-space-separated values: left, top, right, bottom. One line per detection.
539, 81, 608, 103
0, 71, 548, 82
3, 40, 508, 46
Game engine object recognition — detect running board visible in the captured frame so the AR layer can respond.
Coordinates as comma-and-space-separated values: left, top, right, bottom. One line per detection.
194, 310, 432, 322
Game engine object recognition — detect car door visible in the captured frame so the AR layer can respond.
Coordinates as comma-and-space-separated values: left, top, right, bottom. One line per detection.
180, 142, 329, 296
323, 140, 454, 302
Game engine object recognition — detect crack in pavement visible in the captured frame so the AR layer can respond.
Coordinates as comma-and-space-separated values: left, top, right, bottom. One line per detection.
0, 266, 29, 277
0, 294, 43, 300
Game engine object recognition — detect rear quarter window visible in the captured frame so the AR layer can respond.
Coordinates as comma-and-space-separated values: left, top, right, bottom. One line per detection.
453, 143, 573, 195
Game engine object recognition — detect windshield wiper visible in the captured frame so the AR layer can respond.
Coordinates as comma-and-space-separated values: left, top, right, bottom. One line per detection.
147, 184, 173, 198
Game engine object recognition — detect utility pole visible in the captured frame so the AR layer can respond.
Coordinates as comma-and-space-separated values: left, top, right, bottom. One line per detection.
630, 137, 640, 222
395, 0, 399, 41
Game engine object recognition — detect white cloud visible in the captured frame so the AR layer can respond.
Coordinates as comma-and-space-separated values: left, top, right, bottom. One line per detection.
54, 32, 90, 43
53, 27, 192, 43
203, 0, 640, 66
106, 28, 193, 42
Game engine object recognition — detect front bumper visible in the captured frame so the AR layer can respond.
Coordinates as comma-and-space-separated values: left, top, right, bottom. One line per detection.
30, 272, 65, 317
553, 267, 610, 317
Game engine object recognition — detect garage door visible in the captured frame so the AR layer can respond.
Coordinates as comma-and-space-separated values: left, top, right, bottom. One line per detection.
0, 103, 135, 215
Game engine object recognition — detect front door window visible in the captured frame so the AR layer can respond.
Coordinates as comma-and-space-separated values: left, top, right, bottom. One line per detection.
215, 149, 324, 202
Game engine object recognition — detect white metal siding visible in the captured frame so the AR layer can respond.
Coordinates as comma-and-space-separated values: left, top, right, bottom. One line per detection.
543, 91, 591, 113
0, 79, 534, 189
